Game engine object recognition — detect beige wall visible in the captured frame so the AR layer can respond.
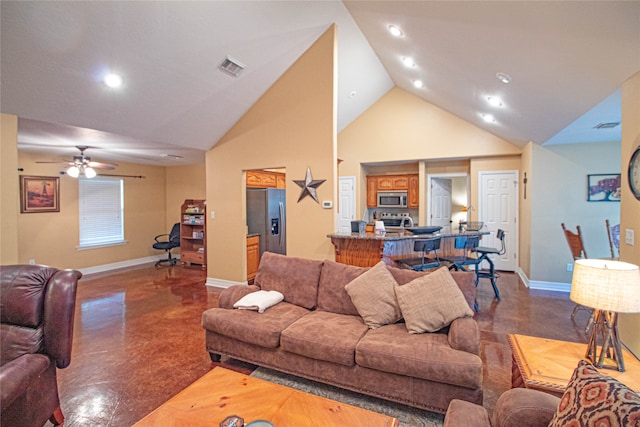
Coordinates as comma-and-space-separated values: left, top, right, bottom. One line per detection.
205, 26, 337, 283
530, 142, 622, 284
165, 164, 206, 228
15, 151, 168, 270
520, 143, 534, 278
1, 114, 19, 264
619, 71, 640, 355
338, 87, 522, 218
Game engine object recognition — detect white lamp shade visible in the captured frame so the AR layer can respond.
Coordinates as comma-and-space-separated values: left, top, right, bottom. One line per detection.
67, 165, 80, 178
84, 167, 97, 178
570, 259, 640, 313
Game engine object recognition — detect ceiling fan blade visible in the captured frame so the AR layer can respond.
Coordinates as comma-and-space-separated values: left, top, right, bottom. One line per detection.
88, 161, 117, 170
35, 161, 68, 164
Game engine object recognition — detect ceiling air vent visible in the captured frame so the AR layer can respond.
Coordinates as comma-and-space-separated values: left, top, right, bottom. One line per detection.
219, 56, 245, 77
162, 154, 183, 160
593, 122, 620, 129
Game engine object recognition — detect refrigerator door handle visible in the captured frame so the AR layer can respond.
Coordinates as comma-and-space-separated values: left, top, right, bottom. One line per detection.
279, 202, 285, 247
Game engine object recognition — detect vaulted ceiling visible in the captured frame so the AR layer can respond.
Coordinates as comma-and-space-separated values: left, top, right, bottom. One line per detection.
2, 1, 638, 166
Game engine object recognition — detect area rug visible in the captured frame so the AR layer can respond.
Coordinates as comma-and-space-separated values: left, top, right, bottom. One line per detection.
250, 367, 445, 427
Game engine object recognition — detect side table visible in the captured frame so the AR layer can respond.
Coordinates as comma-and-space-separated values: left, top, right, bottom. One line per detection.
508, 334, 640, 397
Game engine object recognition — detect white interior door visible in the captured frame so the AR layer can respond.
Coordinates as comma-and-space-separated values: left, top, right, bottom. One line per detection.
478, 171, 518, 272
338, 176, 356, 233
430, 178, 452, 232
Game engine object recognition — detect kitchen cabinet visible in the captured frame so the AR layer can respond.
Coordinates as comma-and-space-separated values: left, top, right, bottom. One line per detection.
247, 234, 260, 282
366, 174, 419, 207
366, 177, 378, 207
408, 175, 419, 208
180, 199, 206, 268
247, 170, 285, 189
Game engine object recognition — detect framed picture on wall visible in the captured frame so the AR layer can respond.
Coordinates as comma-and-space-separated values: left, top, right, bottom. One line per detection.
20, 175, 60, 213
587, 174, 621, 202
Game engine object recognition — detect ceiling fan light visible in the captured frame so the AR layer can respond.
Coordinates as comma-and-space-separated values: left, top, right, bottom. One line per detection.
67, 165, 80, 178
84, 167, 97, 178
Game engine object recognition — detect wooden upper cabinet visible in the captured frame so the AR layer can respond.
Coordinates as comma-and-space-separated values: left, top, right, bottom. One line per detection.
247, 170, 285, 189
408, 174, 419, 207
367, 174, 419, 207
367, 177, 378, 207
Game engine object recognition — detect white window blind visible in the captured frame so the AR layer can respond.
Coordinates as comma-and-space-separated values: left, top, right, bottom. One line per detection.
78, 177, 124, 248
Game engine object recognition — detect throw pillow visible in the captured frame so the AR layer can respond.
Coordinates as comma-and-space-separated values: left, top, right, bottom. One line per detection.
233, 290, 284, 313
394, 266, 474, 333
344, 261, 402, 329
548, 359, 640, 427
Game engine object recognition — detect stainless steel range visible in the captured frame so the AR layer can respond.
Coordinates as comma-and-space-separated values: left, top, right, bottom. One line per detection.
379, 212, 412, 228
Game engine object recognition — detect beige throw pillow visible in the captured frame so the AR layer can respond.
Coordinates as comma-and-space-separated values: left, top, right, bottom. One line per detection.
395, 266, 474, 333
344, 261, 402, 328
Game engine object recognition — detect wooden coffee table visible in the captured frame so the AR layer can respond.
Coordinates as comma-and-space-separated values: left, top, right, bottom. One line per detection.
133, 367, 399, 427
508, 334, 640, 397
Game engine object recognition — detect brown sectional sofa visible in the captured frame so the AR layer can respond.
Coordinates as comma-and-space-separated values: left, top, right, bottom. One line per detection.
202, 252, 483, 414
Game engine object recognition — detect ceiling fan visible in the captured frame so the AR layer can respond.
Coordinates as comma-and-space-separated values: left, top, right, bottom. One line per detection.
37, 146, 117, 178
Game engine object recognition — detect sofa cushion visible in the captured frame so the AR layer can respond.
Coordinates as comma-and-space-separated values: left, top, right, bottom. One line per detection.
201, 302, 309, 348
0, 324, 43, 366
0, 265, 58, 327
344, 261, 402, 328
254, 252, 323, 310
548, 360, 640, 427
395, 267, 474, 333
316, 260, 367, 316
387, 266, 476, 312
356, 323, 483, 389
280, 311, 368, 367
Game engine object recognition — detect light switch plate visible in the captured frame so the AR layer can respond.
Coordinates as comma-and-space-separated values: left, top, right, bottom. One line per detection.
625, 228, 634, 246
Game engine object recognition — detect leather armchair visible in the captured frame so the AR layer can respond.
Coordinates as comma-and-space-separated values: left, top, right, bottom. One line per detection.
0, 265, 82, 427
443, 388, 559, 427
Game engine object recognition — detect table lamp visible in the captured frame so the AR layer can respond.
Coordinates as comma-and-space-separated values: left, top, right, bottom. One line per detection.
570, 259, 640, 372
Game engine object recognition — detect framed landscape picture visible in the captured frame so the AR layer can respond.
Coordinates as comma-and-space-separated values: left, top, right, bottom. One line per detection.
20, 175, 60, 213
587, 173, 621, 202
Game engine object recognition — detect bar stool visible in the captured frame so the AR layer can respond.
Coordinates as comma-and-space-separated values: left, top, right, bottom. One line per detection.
398, 237, 442, 271
472, 229, 505, 302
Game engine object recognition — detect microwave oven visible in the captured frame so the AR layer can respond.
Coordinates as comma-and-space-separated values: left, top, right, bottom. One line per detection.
377, 191, 408, 208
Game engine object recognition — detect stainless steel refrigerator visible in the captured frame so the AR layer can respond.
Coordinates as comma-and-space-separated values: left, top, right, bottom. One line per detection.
246, 188, 286, 256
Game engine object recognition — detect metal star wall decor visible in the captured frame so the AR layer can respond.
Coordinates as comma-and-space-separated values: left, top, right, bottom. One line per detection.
293, 166, 326, 203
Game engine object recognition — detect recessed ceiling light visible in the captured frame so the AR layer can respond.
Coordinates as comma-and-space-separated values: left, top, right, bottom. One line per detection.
401, 57, 416, 68
481, 113, 496, 123
486, 96, 504, 108
104, 73, 123, 88
413, 80, 424, 89
388, 25, 403, 37
496, 72, 511, 84
348, 90, 358, 99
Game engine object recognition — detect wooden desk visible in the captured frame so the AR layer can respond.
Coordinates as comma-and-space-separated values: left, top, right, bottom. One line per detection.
134, 367, 399, 427
508, 334, 640, 397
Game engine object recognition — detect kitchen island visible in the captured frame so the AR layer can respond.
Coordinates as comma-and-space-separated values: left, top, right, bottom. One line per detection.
327, 230, 488, 268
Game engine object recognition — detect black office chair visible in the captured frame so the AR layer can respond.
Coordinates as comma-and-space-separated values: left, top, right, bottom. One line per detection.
398, 237, 442, 271
153, 223, 181, 266
472, 229, 505, 302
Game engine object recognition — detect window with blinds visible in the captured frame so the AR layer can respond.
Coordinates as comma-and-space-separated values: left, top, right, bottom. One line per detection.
78, 177, 124, 248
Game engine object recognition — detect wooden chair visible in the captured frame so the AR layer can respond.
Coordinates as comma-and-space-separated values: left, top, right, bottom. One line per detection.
561, 223, 592, 330
561, 223, 587, 260
605, 219, 620, 260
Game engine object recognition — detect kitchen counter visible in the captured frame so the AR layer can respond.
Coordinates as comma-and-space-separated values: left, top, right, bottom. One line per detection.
328, 230, 488, 268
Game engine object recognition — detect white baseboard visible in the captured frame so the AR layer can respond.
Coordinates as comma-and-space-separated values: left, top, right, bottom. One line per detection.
529, 280, 571, 293
516, 267, 530, 288
515, 267, 570, 292
206, 277, 245, 289
79, 255, 165, 276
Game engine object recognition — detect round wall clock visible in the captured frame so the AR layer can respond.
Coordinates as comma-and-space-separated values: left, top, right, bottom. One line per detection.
629, 145, 640, 201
